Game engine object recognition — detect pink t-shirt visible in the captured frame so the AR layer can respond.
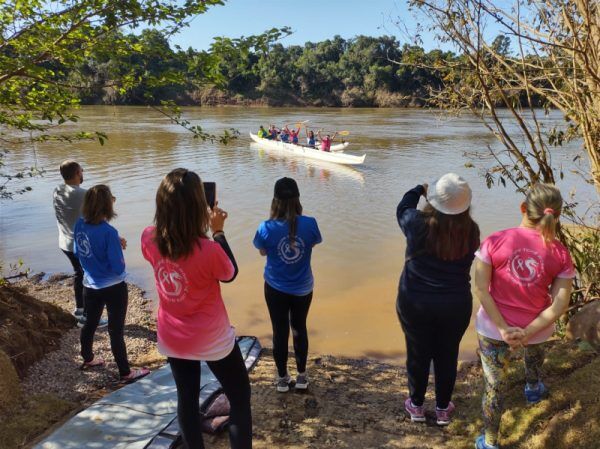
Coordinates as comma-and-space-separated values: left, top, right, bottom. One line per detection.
141, 226, 236, 361
475, 227, 575, 343
321, 137, 331, 151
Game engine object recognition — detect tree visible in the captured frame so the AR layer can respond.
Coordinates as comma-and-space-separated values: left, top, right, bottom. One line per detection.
406, 0, 600, 194
402, 0, 600, 307
0, 0, 228, 199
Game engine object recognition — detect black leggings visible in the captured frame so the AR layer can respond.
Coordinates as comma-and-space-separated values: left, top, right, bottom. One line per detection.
62, 249, 84, 312
81, 281, 130, 376
168, 345, 252, 449
396, 294, 471, 409
264, 282, 313, 378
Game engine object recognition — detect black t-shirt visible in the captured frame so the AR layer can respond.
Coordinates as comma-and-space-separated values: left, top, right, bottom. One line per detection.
396, 185, 475, 304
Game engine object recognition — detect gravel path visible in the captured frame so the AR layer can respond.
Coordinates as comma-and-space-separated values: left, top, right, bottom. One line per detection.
18, 275, 163, 404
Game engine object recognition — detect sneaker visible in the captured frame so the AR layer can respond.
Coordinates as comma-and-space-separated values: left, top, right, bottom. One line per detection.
525, 381, 548, 404
475, 434, 500, 449
404, 398, 426, 422
435, 401, 455, 426
295, 373, 309, 390
77, 316, 109, 329
276, 375, 291, 393
73, 308, 84, 319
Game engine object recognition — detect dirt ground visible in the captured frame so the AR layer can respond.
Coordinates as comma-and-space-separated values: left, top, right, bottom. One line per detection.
203, 351, 458, 449
1, 276, 598, 449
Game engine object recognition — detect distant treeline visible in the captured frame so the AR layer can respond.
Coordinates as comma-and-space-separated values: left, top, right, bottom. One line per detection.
65, 30, 503, 107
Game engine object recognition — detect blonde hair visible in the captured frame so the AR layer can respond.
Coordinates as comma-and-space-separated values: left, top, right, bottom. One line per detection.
524, 183, 563, 243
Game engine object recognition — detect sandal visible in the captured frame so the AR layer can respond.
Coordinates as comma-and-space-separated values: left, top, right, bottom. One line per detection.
120, 367, 150, 383
80, 356, 105, 370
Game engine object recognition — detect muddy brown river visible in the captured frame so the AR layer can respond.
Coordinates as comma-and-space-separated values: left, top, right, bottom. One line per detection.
1, 106, 595, 361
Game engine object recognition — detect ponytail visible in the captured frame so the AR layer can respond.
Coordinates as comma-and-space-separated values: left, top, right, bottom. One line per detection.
538, 212, 558, 243
524, 184, 563, 244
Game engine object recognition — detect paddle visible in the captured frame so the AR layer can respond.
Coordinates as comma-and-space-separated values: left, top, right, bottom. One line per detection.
317, 130, 350, 136
284, 120, 310, 129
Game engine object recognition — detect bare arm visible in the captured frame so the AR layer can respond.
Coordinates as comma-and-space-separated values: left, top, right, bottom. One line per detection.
331, 132, 338, 141
474, 259, 524, 346
258, 248, 267, 256
523, 277, 572, 343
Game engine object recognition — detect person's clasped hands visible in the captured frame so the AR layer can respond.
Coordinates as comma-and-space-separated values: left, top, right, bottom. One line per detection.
500, 327, 528, 349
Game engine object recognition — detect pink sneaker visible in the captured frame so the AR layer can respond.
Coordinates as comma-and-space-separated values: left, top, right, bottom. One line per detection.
435, 401, 455, 426
404, 398, 426, 422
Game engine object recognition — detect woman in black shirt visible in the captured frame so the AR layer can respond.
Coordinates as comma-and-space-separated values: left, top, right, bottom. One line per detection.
396, 173, 480, 426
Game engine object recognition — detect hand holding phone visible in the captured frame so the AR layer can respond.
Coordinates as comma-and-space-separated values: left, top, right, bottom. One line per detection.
209, 207, 228, 234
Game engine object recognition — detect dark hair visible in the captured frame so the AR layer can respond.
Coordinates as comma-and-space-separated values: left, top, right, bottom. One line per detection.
270, 197, 303, 248
59, 160, 81, 181
82, 185, 116, 225
422, 204, 480, 260
154, 168, 210, 259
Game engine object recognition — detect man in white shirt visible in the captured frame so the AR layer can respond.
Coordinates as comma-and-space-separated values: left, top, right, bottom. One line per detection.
53, 160, 107, 328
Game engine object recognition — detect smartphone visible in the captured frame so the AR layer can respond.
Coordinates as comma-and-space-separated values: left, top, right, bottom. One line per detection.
203, 182, 216, 209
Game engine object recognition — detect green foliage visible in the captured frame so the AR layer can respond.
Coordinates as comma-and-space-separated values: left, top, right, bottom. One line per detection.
33, 32, 458, 108
1, 1, 291, 199
0, 259, 28, 285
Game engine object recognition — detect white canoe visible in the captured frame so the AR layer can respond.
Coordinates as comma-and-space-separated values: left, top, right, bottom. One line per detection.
249, 133, 366, 165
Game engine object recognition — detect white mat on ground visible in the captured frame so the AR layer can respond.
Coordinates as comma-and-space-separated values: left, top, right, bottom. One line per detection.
33, 336, 261, 449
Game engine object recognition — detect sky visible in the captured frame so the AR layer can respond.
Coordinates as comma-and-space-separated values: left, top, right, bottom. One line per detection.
168, 0, 442, 51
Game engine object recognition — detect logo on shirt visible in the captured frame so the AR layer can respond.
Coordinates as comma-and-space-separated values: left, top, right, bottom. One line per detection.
75, 232, 92, 258
277, 236, 306, 264
509, 248, 544, 285
155, 260, 188, 302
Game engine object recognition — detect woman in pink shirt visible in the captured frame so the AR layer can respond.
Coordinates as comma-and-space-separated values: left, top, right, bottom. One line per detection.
473, 183, 575, 449
141, 168, 251, 449
316, 131, 337, 152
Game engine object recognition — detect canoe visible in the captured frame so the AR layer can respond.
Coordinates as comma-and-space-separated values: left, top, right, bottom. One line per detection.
249, 133, 365, 165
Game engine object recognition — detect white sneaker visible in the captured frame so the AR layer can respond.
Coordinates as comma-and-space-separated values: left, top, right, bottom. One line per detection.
276, 375, 291, 393
295, 373, 309, 390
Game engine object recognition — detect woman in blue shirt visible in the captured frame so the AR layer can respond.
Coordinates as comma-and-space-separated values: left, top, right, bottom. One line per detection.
253, 177, 322, 392
74, 184, 149, 382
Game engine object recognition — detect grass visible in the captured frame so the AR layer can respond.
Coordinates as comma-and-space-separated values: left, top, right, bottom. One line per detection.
0, 394, 77, 449
447, 339, 599, 449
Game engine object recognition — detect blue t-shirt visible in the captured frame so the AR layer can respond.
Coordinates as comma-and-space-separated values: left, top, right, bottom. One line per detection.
253, 216, 322, 295
74, 218, 127, 289
280, 133, 289, 143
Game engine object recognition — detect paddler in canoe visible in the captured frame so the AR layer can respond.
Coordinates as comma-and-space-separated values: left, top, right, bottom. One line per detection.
317, 130, 338, 152
257, 125, 269, 139
306, 129, 317, 148
268, 124, 279, 140
287, 125, 302, 145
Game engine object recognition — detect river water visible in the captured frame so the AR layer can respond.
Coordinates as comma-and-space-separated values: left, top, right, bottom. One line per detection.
0, 106, 595, 361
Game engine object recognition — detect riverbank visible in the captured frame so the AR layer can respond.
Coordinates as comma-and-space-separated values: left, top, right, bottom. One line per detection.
1, 276, 598, 449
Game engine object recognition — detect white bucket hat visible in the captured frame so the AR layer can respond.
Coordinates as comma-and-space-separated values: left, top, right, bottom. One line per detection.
426, 173, 472, 215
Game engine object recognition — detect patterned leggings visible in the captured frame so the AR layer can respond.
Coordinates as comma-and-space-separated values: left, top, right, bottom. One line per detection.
478, 334, 545, 446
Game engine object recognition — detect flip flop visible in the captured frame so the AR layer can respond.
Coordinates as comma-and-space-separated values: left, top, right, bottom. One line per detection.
80, 356, 105, 370
120, 367, 150, 384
